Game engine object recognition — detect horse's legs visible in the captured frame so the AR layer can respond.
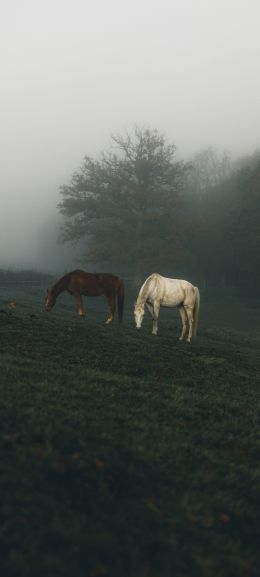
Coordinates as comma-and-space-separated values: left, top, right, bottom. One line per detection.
178, 306, 187, 340
184, 305, 194, 342
145, 302, 155, 332
151, 301, 160, 335
75, 294, 85, 318
145, 302, 153, 316
105, 294, 115, 324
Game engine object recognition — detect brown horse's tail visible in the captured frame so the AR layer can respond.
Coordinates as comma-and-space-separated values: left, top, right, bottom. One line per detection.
117, 279, 125, 322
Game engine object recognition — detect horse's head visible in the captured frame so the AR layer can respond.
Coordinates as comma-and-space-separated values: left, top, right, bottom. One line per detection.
44, 289, 56, 311
134, 301, 145, 330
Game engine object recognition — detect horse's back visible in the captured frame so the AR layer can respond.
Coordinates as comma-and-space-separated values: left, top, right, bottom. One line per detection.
146, 274, 193, 288
67, 270, 122, 295
146, 274, 193, 293
96, 272, 123, 292
140, 273, 197, 306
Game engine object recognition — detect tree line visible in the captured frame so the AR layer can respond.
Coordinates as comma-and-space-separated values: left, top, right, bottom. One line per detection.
58, 126, 260, 286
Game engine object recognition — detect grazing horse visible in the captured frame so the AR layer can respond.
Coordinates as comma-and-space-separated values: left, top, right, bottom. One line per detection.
134, 273, 200, 341
44, 270, 124, 323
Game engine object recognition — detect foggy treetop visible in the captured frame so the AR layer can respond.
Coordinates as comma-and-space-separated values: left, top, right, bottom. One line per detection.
59, 127, 260, 285
1, 0, 260, 271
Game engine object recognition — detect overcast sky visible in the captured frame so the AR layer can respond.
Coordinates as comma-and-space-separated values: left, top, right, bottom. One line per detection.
1, 0, 260, 270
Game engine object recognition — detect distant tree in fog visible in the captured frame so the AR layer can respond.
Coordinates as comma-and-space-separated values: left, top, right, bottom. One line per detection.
58, 127, 190, 274
187, 147, 232, 194
225, 153, 260, 283
187, 150, 260, 285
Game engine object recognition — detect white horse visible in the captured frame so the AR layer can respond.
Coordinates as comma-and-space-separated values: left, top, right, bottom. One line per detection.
134, 273, 200, 341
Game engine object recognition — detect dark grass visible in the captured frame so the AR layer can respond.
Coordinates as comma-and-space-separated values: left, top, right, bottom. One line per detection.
0, 284, 260, 577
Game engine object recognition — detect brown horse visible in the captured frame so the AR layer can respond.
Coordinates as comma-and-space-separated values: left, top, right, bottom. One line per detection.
44, 270, 124, 323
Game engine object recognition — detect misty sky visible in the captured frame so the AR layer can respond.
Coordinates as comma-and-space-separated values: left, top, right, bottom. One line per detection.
1, 0, 260, 271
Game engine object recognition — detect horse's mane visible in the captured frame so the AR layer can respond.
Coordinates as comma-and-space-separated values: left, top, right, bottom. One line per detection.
137, 273, 160, 304
52, 270, 79, 292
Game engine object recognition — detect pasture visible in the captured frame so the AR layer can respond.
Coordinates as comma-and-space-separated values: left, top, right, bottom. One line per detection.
0, 279, 259, 577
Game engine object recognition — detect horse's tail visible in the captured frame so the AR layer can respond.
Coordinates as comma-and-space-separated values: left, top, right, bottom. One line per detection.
117, 279, 125, 322
193, 286, 200, 336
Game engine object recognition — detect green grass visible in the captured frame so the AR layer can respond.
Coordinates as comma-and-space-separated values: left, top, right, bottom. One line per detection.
0, 285, 260, 577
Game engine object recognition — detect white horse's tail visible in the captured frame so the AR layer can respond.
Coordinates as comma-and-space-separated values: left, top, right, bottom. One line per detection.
193, 287, 200, 337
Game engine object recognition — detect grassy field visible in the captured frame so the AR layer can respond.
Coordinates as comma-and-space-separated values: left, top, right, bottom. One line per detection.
0, 280, 259, 577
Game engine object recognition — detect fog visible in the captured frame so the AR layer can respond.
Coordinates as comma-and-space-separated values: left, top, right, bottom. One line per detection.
1, 0, 260, 272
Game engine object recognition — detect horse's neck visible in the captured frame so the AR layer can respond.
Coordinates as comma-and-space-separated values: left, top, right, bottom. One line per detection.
137, 295, 146, 307
52, 276, 68, 297
137, 280, 150, 305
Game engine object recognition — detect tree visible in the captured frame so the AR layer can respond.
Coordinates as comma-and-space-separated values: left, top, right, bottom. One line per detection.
58, 127, 190, 275
187, 149, 260, 285
187, 147, 232, 194
225, 153, 260, 284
